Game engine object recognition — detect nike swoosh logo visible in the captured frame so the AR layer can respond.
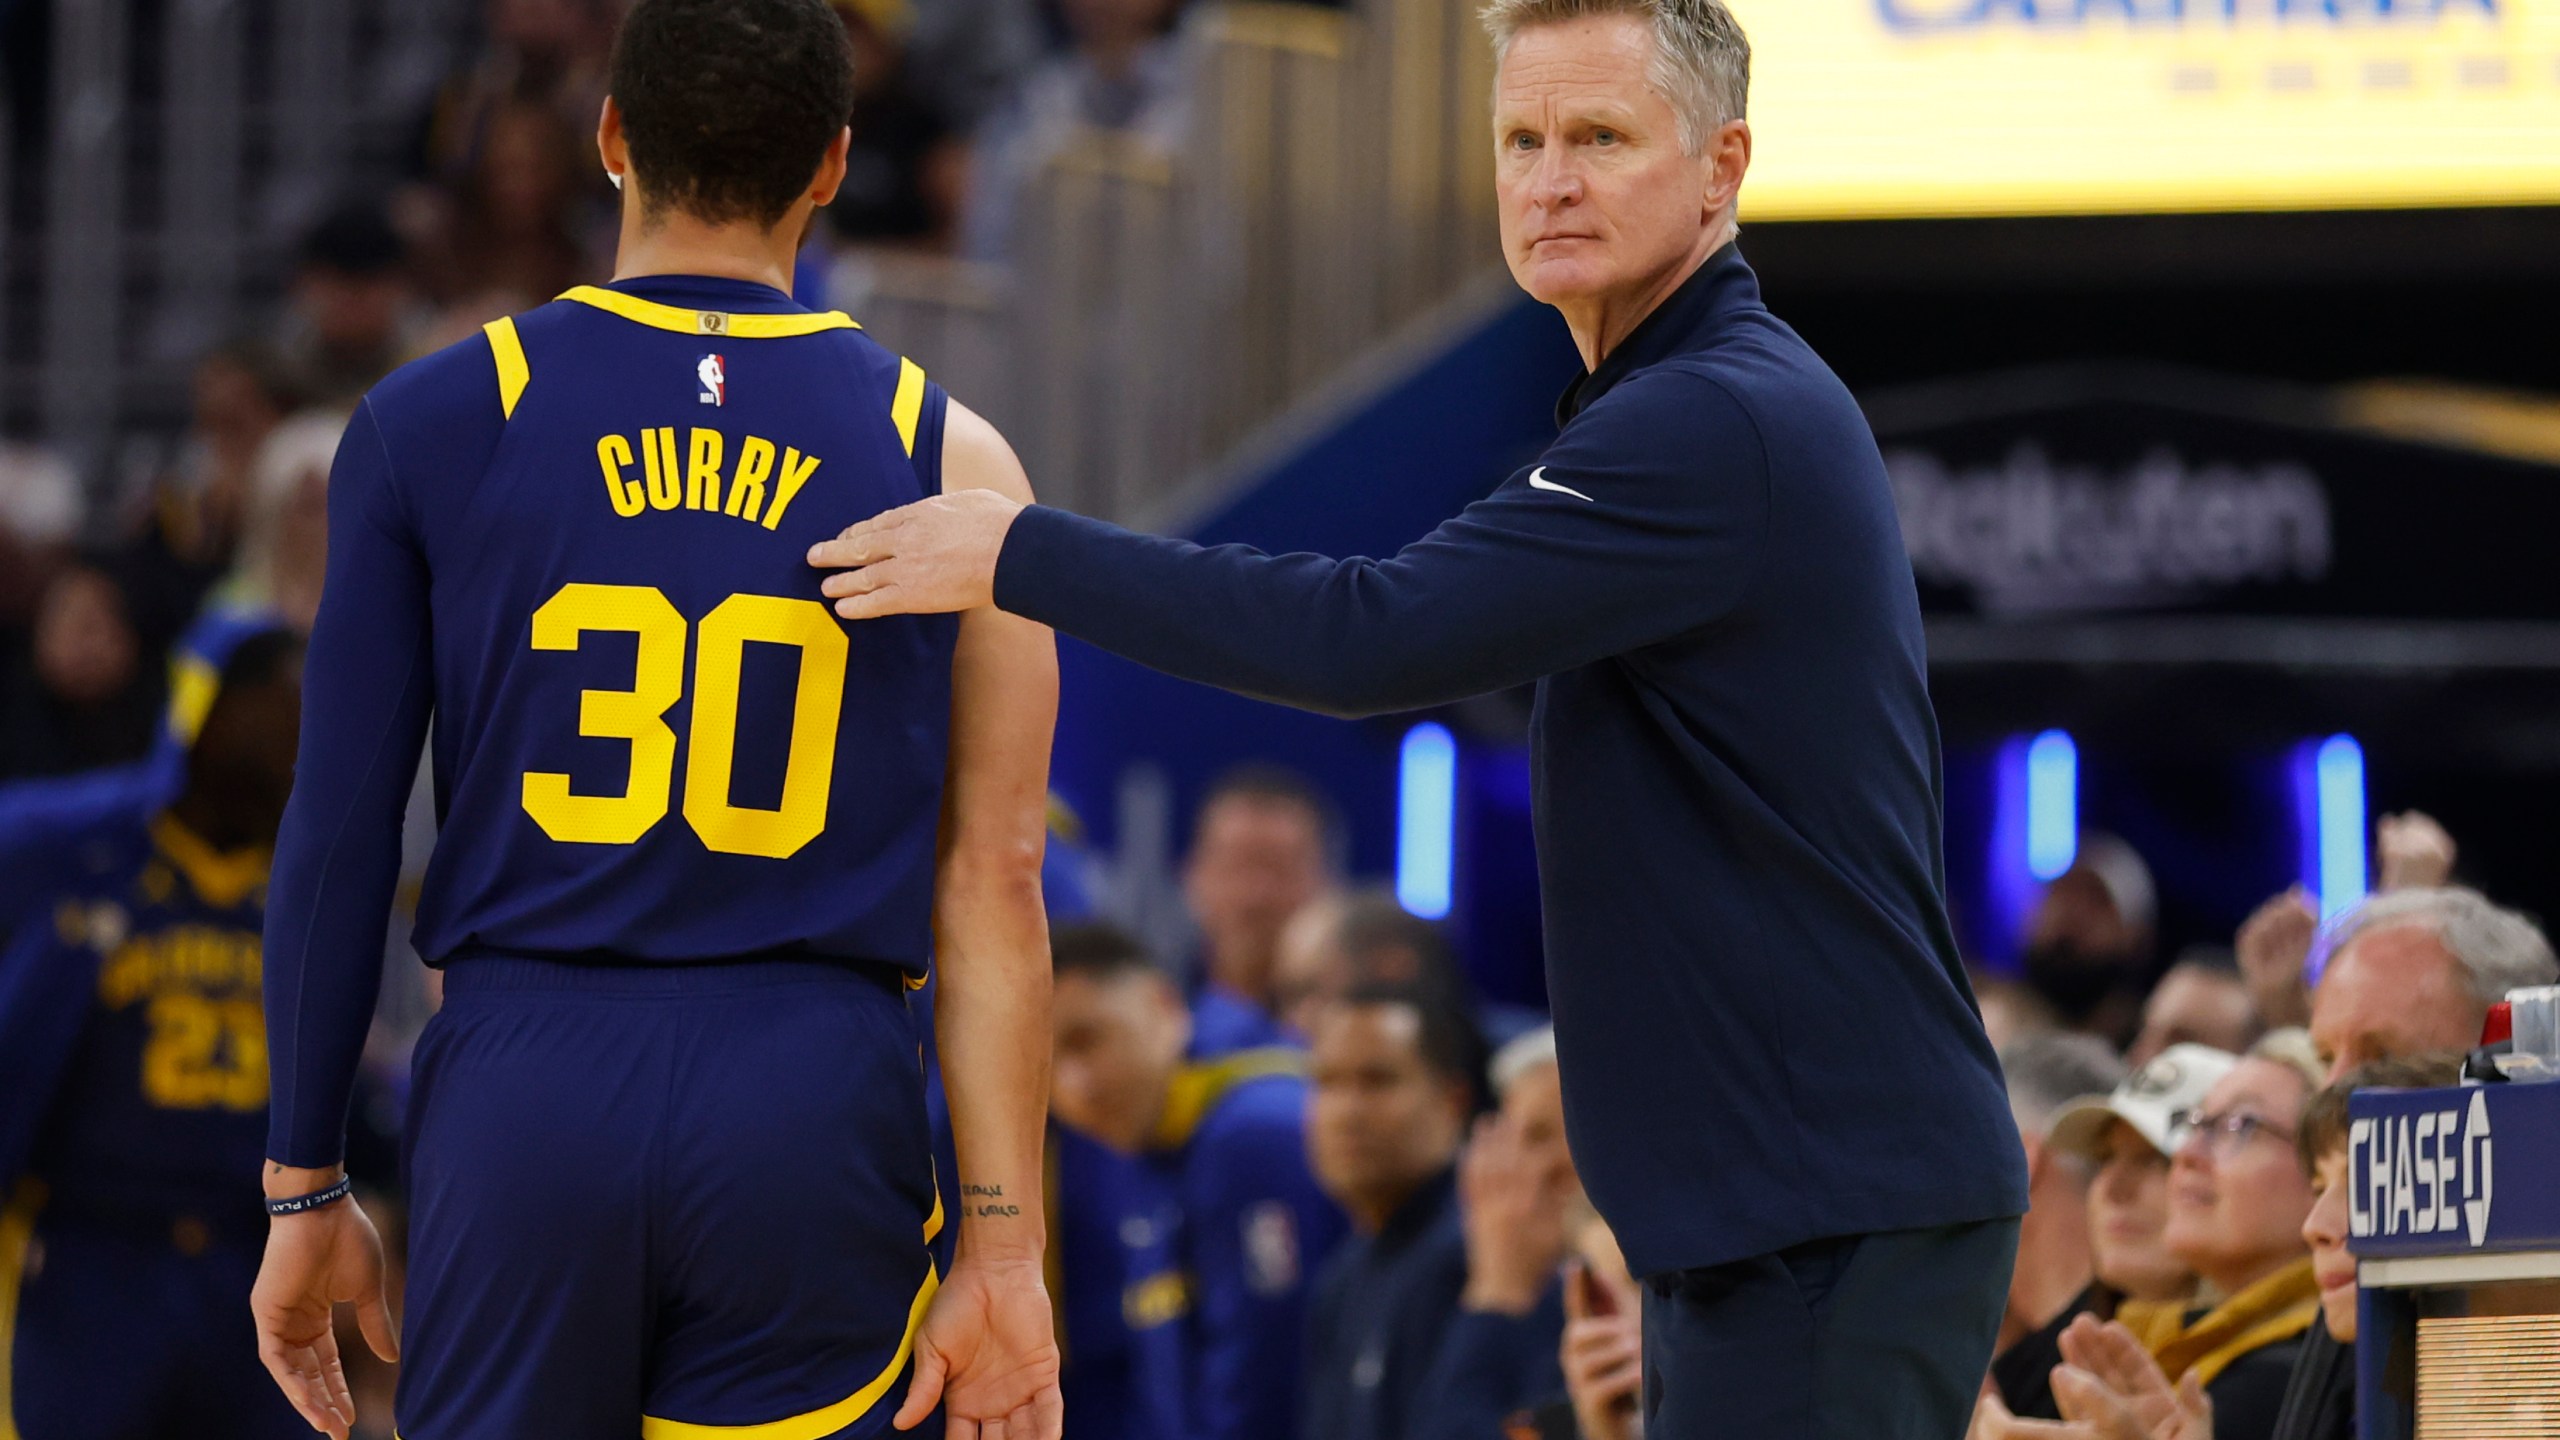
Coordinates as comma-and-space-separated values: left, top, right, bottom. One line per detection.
1528, 467, 1595, 503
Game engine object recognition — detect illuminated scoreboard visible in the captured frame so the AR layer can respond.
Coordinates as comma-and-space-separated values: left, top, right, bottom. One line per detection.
1728, 0, 2560, 218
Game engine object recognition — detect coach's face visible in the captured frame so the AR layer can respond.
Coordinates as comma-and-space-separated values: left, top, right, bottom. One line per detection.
1493, 14, 1744, 325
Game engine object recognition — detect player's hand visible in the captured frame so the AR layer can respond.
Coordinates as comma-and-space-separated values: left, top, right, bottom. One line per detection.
811, 490, 1025, 621
894, 1254, 1063, 1440
250, 1194, 398, 1440
2234, 887, 2319, 1030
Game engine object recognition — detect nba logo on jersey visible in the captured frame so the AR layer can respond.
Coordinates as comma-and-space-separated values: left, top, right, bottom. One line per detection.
696, 354, 727, 406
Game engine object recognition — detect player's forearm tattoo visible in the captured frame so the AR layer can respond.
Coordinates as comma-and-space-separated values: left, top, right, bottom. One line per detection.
963, 1181, 1022, 1218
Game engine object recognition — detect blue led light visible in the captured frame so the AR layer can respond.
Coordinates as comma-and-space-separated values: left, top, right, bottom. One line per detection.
1396, 723, 1458, 920
2025, 730, 2078, 882
2314, 734, 2367, 921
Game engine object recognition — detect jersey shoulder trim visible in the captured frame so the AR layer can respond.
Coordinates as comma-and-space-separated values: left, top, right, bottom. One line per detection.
890, 357, 926, 457
482, 317, 530, 419
556, 285, 859, 339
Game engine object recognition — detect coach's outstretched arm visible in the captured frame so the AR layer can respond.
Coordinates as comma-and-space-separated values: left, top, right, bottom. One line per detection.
894, 400, 1067, 1440
254, 400, 427, 1439
810, 372, 1766, 719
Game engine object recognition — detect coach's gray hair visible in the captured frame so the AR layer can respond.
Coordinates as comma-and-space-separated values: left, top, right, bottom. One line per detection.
1998, 1031, 2125, 1137
1481, 0, 1750, 155
2317, 886, 2559, 1009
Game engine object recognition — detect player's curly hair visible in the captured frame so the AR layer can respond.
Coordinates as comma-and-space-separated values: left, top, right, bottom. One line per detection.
609, 0, 857, 229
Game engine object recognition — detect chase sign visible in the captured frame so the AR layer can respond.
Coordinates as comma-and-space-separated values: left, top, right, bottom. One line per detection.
2350, 1082, 2560, 1260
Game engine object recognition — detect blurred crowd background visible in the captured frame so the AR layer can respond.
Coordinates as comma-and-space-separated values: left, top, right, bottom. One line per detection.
4, 0, 2560, 1437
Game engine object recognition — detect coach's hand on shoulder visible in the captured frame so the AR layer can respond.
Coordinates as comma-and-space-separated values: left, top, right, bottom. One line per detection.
250, 1167, 398, 1440
811, 489, 1024, 620
893, 1254, 1064, 1440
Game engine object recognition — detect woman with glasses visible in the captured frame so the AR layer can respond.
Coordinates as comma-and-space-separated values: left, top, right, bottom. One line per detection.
2112, 1028, 2329, 1438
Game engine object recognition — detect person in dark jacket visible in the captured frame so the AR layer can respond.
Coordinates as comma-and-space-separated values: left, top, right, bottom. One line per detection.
1985, 1033, 2128, 1409
1299, 984, 1481, 1440
808, 1, 2029, 1428
1414, 1026, 1574, 1440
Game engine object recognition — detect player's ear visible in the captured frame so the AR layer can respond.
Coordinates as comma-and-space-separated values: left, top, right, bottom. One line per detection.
598, 96, 631, 194
809, 126, 852, 209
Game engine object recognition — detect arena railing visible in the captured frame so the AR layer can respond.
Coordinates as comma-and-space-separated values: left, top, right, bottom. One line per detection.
837, 0, 1506, 523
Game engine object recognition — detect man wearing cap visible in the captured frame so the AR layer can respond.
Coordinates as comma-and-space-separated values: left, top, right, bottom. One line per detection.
1981, 1044, 2236, 1425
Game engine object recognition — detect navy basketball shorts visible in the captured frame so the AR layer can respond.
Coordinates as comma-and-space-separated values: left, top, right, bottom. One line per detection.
3, 1198, 307, 1440
396, 955, 943, 1440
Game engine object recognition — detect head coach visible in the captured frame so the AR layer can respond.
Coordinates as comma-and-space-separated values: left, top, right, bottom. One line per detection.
811, 0, 2028, 1431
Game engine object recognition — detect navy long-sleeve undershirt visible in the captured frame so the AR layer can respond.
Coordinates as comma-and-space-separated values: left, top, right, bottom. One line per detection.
264, 398, 442, 1167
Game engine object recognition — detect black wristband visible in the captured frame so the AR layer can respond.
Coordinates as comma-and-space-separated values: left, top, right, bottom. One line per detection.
265, 1175, 355, 1217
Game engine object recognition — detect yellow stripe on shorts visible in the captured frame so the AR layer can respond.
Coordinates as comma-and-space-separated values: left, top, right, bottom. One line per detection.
638, 1265, 941, 1440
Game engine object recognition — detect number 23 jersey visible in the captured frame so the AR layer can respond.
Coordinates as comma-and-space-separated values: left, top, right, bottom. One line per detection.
291, 276, 958, 976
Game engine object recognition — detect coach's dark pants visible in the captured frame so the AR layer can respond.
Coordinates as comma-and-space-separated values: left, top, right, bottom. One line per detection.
1641, 1217, 2019, 1439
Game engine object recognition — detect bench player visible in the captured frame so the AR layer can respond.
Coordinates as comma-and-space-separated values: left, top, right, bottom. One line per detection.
245, 2, 1064, 1436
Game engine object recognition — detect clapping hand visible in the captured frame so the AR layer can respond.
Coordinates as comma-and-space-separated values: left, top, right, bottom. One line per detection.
1965, 1318, 2210, 1440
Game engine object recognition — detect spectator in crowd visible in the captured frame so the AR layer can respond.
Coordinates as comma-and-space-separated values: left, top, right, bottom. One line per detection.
118, 343, 302, 643
1999, 1052, 2467, 1440
2117, 1029, 2328, 1440
420, 0, 622, 184
959, 0, 1193, 260
1986, 1035, 2211, 1414
1416, 1026, 1574, 1440
1272, 886, 1536, 1050
1301, 982, 1482, 1440
1044, 924, 1345, 1440
414, 95, 602, 316
280, 201, 429, 405
1986, 1043, 2228, 1424
1976, 974, 2062, 1052
216, 412, 347, 634
1181, 765, 1338, 1055
2306, 886, 2555, 1080
2127, 953, 2261, 1069
1271, 890, 1353, 1041
2269, 1053, 2458, 1439
822, 0, 970, 248
1558, 1207, 1643, 1440
0, 619, 306, 1439
0, 561, 167, 782
2022, 835, 2158, 1051
2235, 812, 2467, 1031
0, 437, 82, 629
902, 0, 1040, 140
1988, 1034, 2127, 1369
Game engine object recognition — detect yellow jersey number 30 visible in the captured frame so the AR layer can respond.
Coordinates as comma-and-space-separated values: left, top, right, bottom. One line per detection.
519, 582, 848, 859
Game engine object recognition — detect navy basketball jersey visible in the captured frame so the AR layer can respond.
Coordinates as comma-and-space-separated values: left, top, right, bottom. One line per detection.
374, 276, 956, 971
32, 817, 272, 1226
